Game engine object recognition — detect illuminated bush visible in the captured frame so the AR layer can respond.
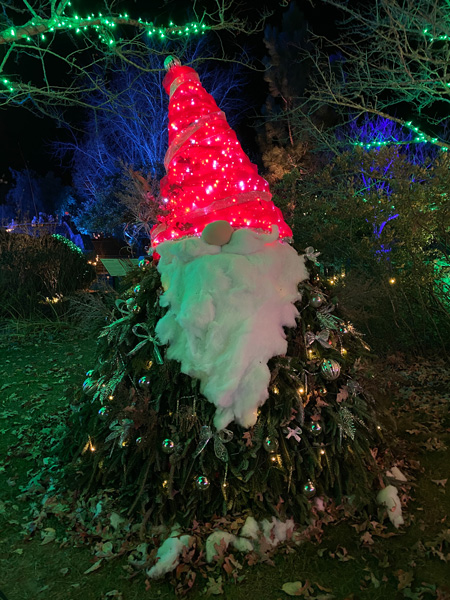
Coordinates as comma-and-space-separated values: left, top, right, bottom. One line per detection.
273, 145, 450, 351
0, 231, 96, 317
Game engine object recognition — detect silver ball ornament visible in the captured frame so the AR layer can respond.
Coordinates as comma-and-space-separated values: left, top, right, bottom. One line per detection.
321, 359, 341, 381
195, 475, 210, 491
309, 294, 324, 308
82, 378, 97, 395
138, 376, 151, 389
98, 406, 109, 420
161, 438, 175, 454
263, 436, 279, 453
138, 258, 151, 268
303, 479, 316, 499
309, 421, 322, 436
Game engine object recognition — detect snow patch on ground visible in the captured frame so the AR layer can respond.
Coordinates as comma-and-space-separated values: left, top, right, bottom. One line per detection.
147, 516, 297, 577
386, 466, 407, 482
377, 485, 404, 528
146, 530, 192, 579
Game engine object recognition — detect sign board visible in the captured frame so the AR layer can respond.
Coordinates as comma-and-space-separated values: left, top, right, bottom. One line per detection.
100, 258, 140, 276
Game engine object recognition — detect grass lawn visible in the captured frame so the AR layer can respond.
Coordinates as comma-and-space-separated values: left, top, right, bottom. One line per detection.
0, 323, 449, 600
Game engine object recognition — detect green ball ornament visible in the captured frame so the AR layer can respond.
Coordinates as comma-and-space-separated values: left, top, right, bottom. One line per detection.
133, 284, 141, 294
309, 421, 322, 436
263, 436, 279, 453
98, 406, 109, 419
303, 479, 316, 499
321, 359, 341, 381
161, 438, 175, 454
86, 369, 94, 377
309, 294, 324, 308
136, 436, 143, 445
126, 297, 135, 307
138, 376, 151, 389
195, 475, 210, 491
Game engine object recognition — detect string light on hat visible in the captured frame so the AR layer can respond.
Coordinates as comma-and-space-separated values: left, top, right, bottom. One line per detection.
151, 57, 292, 247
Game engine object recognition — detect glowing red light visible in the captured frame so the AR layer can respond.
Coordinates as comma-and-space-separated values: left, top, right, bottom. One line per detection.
151, 65, 292, 246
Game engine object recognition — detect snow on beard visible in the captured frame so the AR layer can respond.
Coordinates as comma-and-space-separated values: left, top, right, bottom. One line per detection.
154, 225, 309, 431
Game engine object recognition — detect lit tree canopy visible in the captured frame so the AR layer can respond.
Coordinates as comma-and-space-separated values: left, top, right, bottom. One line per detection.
0, 0, 268, 116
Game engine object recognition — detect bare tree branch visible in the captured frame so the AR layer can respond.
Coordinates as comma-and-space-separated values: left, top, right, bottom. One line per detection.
302, 0, 450, 148
0, 0, 268, 116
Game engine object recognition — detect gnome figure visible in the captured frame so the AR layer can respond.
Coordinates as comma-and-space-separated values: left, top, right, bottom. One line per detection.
152, 57, 308, 430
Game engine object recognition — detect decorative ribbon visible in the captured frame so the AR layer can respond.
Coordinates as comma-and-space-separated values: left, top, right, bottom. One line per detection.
304, 246, 321, 264
127, 322, 163, 364
169, 71, 200, 97
164, 110, 226, 169
305, 329, 331, 349
99, 299, 135, 337
151, 190, 273, 241
317, 303, 343, 331
193, 425, 234, 462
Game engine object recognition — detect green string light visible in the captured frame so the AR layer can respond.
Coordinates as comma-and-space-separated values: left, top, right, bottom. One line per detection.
52, 234, 84, 256
0, 13, 210, 95
351, 121, 449, 151
0, 12, 210, 43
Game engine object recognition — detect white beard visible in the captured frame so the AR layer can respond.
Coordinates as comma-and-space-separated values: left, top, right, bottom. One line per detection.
155, 227, 309, 430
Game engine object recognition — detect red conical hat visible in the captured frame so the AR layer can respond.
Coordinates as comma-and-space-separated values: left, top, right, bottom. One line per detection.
151, 59, 292, 247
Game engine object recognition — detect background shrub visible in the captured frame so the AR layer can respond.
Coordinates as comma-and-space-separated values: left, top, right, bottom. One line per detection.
273, 146, 450, 353
0, 231, 96, 318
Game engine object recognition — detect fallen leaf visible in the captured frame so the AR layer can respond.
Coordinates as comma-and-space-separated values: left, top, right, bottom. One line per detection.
395, 569, 414, 590
40, 527, 56, 545
360, 531, 374, 545
109, 512, 125, 530
431, 479, 448, 488
206, 575, 224, 595
281, 581, 310, 596
84, 559, 103, 574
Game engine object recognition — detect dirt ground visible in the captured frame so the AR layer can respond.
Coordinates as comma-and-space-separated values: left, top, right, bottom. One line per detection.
0, 325, 449, 600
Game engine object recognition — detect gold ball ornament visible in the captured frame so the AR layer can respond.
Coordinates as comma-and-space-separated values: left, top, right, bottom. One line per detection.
201, 220, 234, 246
321, 359, 341, 381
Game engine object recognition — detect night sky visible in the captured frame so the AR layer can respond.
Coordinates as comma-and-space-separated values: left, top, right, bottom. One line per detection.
0, 0, 335, 184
